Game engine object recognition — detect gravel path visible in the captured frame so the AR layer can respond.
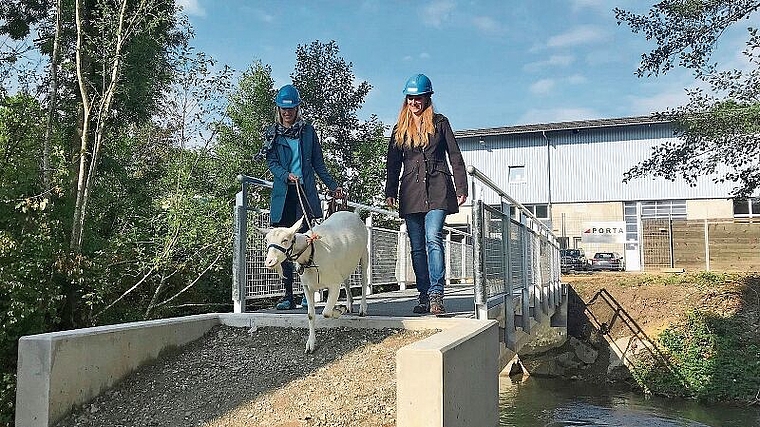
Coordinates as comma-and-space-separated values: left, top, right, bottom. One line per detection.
54, 325, 437, 427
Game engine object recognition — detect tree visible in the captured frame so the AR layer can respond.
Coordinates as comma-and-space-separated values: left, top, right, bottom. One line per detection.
292, 40, 388, 207
616, 1, 760, 197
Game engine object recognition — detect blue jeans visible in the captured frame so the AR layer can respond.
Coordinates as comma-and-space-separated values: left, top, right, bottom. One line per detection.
405, 209, 447, 299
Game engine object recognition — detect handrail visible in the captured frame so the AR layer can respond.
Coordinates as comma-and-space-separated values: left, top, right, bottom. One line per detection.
466, 165, 554, 239
237, 174, 399, 218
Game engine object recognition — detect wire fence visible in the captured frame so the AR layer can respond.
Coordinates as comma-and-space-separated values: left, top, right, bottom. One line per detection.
231, 176, 473, 311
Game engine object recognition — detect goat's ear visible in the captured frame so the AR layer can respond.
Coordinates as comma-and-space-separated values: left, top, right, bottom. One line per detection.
253, 226, 271, 236
288, 216, 305, 234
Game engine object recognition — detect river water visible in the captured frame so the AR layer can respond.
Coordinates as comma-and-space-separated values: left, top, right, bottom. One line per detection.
500, 377, 760, 427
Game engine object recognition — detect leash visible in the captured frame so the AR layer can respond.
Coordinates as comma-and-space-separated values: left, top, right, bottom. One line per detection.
326, 189, 350, 218
293, 180, 316, 233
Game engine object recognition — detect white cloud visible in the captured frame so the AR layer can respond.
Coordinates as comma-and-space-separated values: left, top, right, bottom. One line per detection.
524, 55, 575, 72
528, 74, 586, 95
422, 0, 456, 28
547, 25, 607, 48
403, 52, 431, 61
530, 79, 556, 95
567, 74, 587, 84
627, 89, 690, 115
471, 16, 500, 34
255, 10, 275, 23
570, 0, 607, 11
516, 107, 602, 125
176, 0, 205, 17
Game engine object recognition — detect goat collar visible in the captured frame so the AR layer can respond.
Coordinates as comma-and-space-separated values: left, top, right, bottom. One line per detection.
290, 234, 315, 262
266, 233, 316, 270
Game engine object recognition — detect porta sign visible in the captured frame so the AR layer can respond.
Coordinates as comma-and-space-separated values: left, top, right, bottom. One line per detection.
582, 222, 626, 243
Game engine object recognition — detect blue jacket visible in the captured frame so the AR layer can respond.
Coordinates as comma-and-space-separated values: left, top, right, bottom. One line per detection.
266, 123, 338, 224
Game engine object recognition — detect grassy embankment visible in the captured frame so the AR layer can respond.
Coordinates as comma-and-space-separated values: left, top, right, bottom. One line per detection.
567, 271, 759, 405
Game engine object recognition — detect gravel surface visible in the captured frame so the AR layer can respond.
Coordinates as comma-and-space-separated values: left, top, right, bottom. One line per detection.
54, 325, 437, 427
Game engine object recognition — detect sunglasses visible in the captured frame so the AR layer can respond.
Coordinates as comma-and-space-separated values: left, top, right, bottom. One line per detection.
406, 95, 425, 102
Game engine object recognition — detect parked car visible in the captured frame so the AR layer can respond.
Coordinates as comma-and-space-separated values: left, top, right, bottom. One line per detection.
590, 252, 626, 271
560, 248, 588, 273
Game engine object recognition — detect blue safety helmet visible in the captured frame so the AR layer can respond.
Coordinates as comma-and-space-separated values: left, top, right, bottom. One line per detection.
402, 74, 434, 96
275, 84, 302, 108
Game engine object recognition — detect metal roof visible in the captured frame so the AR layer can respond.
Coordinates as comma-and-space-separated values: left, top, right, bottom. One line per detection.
455, 115, 670, 138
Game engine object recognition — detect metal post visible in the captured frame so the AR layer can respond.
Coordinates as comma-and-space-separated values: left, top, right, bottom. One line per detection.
398, 222, 409, 291
232, 187, 248, 313
445, 231, 452, 287
704, 219, 710, 271
472, 199, 487, 320
365, 214, 374, 295
520, 217, 531, 333
669, 216, 675, 268
502, 202, 516, 348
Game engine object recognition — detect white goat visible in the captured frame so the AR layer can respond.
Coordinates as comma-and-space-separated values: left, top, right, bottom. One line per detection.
258, 210, 369, 353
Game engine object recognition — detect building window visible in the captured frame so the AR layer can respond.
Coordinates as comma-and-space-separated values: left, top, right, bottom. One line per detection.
733, 198, 760, 218
639, 200, 686, 219
508, 166, 525, 184
532, 204, 549, 219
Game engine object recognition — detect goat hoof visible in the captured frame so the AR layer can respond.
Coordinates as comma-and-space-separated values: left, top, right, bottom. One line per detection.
359, 311, 366, 317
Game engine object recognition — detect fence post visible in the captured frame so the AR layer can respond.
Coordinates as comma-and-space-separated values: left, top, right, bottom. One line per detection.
397, 221, 409, 291
520, 217, 531, 333
365, 214, 374, 295
502, 202, 516, 348
669, 216, 675, 269
472, 199, 488, 320
445, 231, 452, 287
232, 187, 247, 313
704, 219, 710, 271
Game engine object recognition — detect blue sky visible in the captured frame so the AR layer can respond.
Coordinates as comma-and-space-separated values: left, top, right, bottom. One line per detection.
177, 0, 755, 131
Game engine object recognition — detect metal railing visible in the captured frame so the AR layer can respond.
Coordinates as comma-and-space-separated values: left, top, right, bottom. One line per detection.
232, 169, 566, 343
232, 175, 473, 312
468, 165, 565, 349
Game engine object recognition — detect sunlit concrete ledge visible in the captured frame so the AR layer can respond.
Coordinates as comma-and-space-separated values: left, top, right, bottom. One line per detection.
16, 313, 499, 427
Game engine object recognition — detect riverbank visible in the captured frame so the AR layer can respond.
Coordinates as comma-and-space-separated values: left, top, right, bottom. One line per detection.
529, 272, 759, 405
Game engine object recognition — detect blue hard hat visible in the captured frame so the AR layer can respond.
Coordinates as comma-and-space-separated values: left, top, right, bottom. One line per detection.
402, 74, 434, 96
275, 84, 301, 108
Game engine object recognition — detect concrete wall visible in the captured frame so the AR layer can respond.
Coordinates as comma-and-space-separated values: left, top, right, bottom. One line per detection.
16, 313, 499, 427
686, 199, 732, 220
396, 320, 499, 427
16, 314, 220, 427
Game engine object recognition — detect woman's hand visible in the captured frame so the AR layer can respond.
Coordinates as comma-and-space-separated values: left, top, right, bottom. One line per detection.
288, 173, 299, 182
386, 197, 396, 209
457, 194, 467, 206
333, 187, 344, 199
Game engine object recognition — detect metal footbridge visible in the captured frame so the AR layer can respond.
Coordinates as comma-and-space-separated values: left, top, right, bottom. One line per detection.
232, 166, 567, 354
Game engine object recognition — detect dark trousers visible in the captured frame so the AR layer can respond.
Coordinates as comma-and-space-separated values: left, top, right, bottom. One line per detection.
272, 184, 310, 298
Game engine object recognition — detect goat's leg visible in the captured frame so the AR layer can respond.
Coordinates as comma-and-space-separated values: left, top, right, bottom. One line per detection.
359, 249, 369, 316
321, 285, 344, 318
343, 279, 353, 314
303, 286, 317, 353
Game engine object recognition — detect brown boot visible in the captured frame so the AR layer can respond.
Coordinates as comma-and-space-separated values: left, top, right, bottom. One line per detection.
429, 293, 445, 315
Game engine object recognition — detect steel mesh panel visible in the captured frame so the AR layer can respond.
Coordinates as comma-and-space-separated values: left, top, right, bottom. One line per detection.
448, 240, 463, 279
483, 207, 507, 298
245, 211, 289, 298
509, 220, 525, 291
369, 227, 400, 285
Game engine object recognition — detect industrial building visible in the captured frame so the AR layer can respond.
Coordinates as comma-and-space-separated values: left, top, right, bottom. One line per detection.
450, 115, 759, 272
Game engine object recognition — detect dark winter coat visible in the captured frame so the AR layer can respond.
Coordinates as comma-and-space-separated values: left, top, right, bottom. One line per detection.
266, 123, 338, 224
384, 113, 468, 218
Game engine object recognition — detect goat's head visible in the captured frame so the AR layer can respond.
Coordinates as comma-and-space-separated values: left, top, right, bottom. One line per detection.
255, 216, 305, 278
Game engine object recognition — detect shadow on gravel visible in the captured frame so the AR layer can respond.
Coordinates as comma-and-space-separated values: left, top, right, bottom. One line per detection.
53, 324, 403, 427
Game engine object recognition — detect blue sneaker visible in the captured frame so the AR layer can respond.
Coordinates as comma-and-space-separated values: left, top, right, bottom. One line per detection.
300, 295, 308, 309
275, 297, 295, 310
